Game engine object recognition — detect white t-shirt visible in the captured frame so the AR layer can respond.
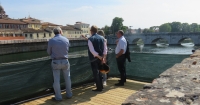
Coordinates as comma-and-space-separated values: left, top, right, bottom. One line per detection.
115, 36, 127, 54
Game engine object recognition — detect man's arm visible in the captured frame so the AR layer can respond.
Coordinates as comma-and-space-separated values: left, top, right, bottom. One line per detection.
116, 49, 124, 58
81, 35, 88, 40
103, 40, 107, 63
88, 40, 102, 60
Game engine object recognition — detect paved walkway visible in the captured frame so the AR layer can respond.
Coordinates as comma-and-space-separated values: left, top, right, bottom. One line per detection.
20, 78, 147, 105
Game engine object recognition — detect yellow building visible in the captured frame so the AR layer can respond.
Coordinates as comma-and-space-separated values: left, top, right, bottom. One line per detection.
20, 17, 42, 30
74, 22, 90, 36
61, 26, 82, 38
22, 28, 53, 39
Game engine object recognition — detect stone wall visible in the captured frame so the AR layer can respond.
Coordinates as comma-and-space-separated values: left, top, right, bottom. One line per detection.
0, 39, 87, 55
122, 50, 200, 105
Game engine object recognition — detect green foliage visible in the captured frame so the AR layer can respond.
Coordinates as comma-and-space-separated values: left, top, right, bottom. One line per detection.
138, 28, 142, 33
121, 26, 128, 33
170, 22, 182, 32
102, 25, 110, 35
111, 17, 124, 33
181, 23, 190, 32
159, 23, 171, 32
190, 23, 200, 32
142, 28, 153, 33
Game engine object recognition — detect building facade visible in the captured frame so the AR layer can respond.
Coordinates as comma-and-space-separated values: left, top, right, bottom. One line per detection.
20, 17, 42, 30
61, 26, 82, 38
0, 5, 27, 40
42, 22, 61, 29
22, 28, 53, 39
74, 22, 90, 35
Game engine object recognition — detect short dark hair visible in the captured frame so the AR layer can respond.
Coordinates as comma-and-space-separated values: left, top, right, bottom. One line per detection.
118, 30, 124, 35
90, 25, 98, 33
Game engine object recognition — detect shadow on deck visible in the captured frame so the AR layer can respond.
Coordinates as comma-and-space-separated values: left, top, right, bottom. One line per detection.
20, 78, 147, 105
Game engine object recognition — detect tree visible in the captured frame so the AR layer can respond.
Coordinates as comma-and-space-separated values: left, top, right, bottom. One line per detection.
102, 25, 110, 35
121, 26, 128, 33
143, 28, 149, 33
159, 23, 171, 32
170, 22, 182, 32
138, 28, 142, 33
111, 17, 124, 34
190, 23, 200, 32
181, 23, 190, 32
143, 28, 153, 33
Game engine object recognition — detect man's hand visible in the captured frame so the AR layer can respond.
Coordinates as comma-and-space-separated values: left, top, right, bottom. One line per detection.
116, 49, 124, 58
102, 58, 106, 64
96, 55, 103, 60
116, 55, 119, 58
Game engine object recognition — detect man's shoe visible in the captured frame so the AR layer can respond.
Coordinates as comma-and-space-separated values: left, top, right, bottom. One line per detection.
51, 97, 62, 101
103, 81, 107, 86
92, 89, 103, 92
115, 83, 124, 86
118, 80, 126, 83
66, 96, 73, 99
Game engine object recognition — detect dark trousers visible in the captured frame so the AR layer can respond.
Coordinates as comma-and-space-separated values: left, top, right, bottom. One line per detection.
116, 54, 126, 83
90, 59, 103, 90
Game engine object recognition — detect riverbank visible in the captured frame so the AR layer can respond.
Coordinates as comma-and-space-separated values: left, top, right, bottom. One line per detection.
122, 50, 200, 105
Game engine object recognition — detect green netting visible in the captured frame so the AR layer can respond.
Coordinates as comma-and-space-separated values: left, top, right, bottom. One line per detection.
0, 45, 188, 104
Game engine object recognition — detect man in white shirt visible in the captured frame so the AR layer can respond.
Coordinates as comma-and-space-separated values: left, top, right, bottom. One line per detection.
115, 30, 127, 86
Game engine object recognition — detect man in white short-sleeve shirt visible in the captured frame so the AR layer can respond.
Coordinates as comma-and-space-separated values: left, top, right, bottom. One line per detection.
115, 30, 127, 86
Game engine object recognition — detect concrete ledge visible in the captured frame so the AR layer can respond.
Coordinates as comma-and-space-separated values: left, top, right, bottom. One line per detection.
122, 50, 200, 105
0, 38, 85, 44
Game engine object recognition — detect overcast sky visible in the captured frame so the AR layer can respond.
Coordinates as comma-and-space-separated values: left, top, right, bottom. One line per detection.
2, 0, 200, 29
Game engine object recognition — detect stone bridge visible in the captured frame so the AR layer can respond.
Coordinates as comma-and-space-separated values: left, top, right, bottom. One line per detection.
106, 32, 200, 45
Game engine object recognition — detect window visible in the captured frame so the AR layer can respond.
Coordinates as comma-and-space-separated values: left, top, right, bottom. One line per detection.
25, 34, 27, 37
0, 24, 2, 28
49, 33, 51, 37
5, 24, 9, 29
37, 33, 39, 38
44, 33, 46, 38
30, 34, 32, 38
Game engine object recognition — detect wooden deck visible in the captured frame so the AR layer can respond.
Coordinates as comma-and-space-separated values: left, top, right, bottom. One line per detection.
20, 78, 147, 105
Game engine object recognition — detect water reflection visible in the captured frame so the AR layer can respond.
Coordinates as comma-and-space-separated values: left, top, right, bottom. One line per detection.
156, 43, 169, 48
181, 43, 194, 47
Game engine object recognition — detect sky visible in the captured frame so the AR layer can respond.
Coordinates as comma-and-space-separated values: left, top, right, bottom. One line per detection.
2, 0, 200, 29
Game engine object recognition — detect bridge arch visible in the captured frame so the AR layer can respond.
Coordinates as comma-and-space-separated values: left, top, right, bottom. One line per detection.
132, 38, 144, 44
178, 37, 194, 44
151, 38, 169, 44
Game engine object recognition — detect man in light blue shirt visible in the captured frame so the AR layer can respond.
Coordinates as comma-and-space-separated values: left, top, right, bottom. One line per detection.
47, 27, 72, 101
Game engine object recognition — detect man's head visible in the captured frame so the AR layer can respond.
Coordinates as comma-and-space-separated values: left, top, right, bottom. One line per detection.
53, 27, 63, 35
116, 30, 124, 38
97, 30, 105, 37
90, 25, 98, 35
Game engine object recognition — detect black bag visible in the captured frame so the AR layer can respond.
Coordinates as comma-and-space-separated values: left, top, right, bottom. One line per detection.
125, 39, 131, 62
98, 63, 110, 74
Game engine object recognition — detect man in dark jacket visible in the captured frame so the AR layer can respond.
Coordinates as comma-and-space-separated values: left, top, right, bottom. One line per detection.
88, 25, 107, 91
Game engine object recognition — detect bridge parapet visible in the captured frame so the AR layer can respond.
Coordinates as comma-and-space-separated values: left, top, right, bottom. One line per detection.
106, 32, 200, 45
